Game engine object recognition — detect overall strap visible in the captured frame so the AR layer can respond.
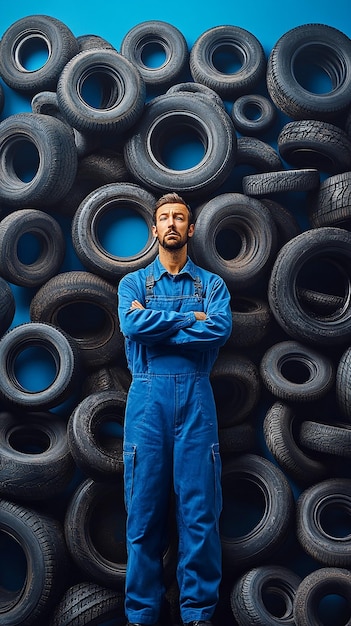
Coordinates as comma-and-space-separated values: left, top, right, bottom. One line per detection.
145, 273, 155, 302
194, 275, 203, 300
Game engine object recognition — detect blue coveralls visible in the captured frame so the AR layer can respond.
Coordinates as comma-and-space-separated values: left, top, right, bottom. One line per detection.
117, 255, 232, 625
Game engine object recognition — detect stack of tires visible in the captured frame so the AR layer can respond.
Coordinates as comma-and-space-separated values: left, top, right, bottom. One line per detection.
1, 14, 351, 625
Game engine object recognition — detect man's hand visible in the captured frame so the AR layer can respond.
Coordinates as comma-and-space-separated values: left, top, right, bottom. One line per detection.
194, 311, 207, 320
130, 300, 145, 310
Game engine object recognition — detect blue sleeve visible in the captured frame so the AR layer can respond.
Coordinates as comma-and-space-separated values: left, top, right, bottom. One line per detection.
118, 273, 196, 345
167, 276, 232, 350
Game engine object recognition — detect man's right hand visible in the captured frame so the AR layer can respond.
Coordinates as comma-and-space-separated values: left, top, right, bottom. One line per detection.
194, 311, 207, 320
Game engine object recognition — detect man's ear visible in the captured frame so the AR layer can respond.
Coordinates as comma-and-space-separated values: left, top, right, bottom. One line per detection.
152, 224, 157, 238
188, 223, 195, 238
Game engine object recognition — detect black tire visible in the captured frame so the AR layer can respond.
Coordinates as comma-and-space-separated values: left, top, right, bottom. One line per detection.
293, 567, 351, 626
242, 168, 320, 197
230, 565, 301, 626
0, 322, 80, 410
278, 120, 351, 174
236, 136, 282, 172
81, 363, 131, 397
268, 227, 351, 346
31, 90, 99, 159
296, 478, 351, 567
263, 401, 329, 485
76, 34, 115, 52
30, 271, 124, 369
0, 113, 78, 208
64, 477, 128, 588
227, 295, 272, 348
67, 390, 126, 482
56, 48, 145, 134
0, 498, 69, 625
219, 420, 257, 455
260, 340, 335, 402
308, 171, 351, 229
261, 198, 301, 245
0, 82, 5, 114
0, 410, 75, 500
71, 182, 158, 279
0, 15, 79, 93
190, 192, 277, 291
190, 25, 266, 98
120, 20, 189, 88
49, 582, 125, 626
0, 277, 15, 337
52, 148, 131, 217
166, 81, 225, 109
0, 209, 65, 287
124, 91, 236, 198
220, 454, 294, 571
336, 346, 351, 421
231, 94, 277, 136
299, 420, 351, 459
267, 23, 351, 122
210, 351, 261, 427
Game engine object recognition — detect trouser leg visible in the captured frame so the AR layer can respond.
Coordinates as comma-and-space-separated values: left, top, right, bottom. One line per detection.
123, 376, 173, 624
173, 374, 222, 624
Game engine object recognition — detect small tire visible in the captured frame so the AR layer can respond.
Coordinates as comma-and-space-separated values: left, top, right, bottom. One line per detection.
0, 498, 69, 625
0, 322, 80, 410
190, 25, 266, 98
296, 478, 351, 567
0, 14, 79, 93
120, 20, 189, 88
30, 271, 124, 369
67, 389, 126, 482
0, 209, 65, 287
0, 113, 78, 208
231, 94, 277, 136
56, 48, 145, 134
124, 91, 236, 198
0, 410, 75, 501
260, 340, 335, 403
267, 23, 351, 122
71, 182, 158, 279
220, 454, 294, 571
190, 192, 277, 292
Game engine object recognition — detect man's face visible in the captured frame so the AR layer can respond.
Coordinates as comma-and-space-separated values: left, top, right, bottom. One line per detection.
152, 202, 194, 250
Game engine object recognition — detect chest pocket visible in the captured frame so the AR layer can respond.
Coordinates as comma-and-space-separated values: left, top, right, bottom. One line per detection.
145, 274, 204, 313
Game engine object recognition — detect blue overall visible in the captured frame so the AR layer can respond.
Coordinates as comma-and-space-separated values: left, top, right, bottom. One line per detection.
117, 255, 232, 625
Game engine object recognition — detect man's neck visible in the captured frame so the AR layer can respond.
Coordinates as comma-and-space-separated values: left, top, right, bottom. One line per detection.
158, 246, 188, 275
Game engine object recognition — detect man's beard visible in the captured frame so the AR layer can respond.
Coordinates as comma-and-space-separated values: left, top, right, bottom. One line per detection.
159, 230, 188, 250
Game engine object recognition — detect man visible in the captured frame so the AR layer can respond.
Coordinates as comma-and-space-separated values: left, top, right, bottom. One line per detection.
117, 192, 232, 626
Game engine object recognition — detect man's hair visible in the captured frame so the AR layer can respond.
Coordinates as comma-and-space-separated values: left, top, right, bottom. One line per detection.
153, 192, 193, 224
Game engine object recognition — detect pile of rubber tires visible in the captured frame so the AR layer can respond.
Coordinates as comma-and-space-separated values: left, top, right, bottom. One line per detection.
1, 14, 351, 626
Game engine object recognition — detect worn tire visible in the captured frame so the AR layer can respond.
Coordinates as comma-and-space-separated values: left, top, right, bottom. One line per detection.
67, 390, 126, 482
231, 94, 277, 136
220, 454, 294, 571
120, 20, 189, 88
30, 271, 123, 369
260, 340, 335, 402
49, 582, 125, 626
0, 113, 78, 208
191, 192, 277, 291
242, 168, 320, 197
308, 171, 351, 229
0, 411, 75, 501
0, 498, 69, 625
293, 568, 351, 626
190, 25, 266, 98
0, 278, 15, 337
0, 14, 79, 93
71, 182, 158, 279
124, 91, 236, 198
267, 23, 351, 122
231, 565, 301, 625
0, 209, 65, 287
56, 48, 145, 134
0, 322, 80, 410
296, 478, 351, 567
268, 227, 351, 346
